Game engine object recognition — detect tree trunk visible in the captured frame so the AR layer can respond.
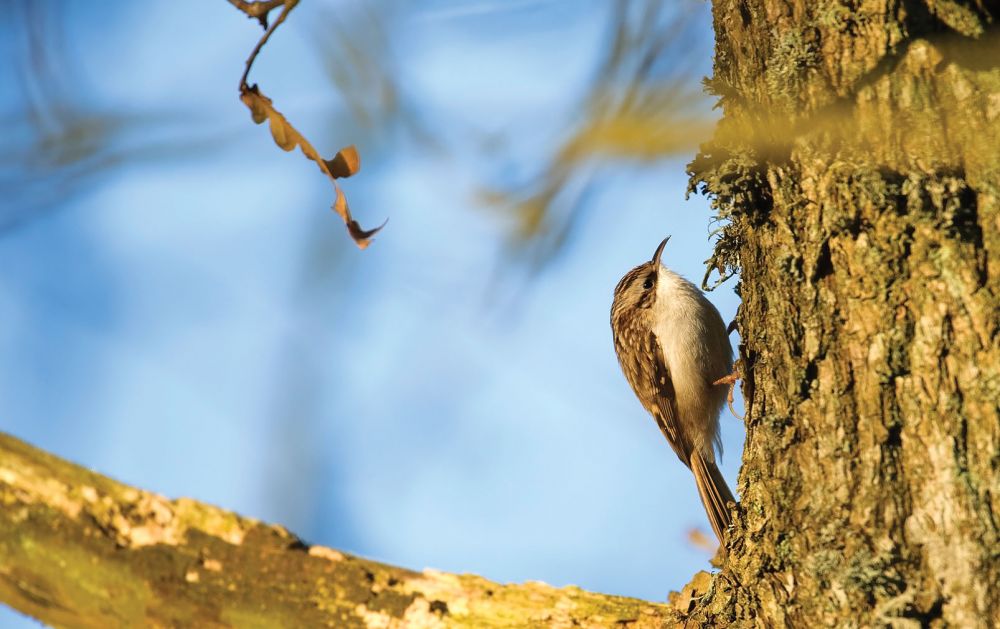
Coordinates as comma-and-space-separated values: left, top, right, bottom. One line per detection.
688, 0, 999, 626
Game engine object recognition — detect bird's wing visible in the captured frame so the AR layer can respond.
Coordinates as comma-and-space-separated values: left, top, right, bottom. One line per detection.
647, 332, 694, 467
614, 327, 692, 467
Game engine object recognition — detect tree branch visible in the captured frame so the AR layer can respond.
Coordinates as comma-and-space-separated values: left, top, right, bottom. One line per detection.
0, 432, 684, 627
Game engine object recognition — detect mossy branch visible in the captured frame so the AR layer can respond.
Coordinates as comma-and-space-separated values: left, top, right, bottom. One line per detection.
0, 432, 687, 627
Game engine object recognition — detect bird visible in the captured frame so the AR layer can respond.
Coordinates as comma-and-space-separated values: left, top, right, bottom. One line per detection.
610, 236, 736, 544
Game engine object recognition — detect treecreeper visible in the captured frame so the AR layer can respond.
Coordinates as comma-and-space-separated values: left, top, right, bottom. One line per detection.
610, 237, 736, 543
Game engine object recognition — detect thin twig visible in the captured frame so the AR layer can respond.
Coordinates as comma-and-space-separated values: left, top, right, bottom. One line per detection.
235, 0, 299, 90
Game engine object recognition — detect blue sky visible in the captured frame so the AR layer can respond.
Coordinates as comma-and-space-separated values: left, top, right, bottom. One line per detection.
0, 1, 743, 624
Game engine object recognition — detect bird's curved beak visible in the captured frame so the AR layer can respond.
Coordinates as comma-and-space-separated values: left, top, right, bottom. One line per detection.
651, 236, 670, 267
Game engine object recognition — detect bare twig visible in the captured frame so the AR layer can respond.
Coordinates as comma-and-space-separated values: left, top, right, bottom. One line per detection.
233, 0, 299, 89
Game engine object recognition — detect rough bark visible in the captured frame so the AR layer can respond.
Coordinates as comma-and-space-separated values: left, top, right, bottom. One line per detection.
688, 0, 999, 626
0, 432, 689, 628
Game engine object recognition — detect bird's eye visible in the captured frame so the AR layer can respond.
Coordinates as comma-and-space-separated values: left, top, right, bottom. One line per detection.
642, 276, 654, 290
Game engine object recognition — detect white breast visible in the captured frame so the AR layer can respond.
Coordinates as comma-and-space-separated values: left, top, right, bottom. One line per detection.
652, 266, 732, 460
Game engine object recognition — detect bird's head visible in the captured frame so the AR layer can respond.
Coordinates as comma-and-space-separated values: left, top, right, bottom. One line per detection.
611, 237, 669, 318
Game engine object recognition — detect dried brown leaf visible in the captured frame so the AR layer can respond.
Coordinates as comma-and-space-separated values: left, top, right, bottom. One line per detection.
226, 0, 288, 31
232, 0, 381, 250
240, 86, 271, 124
332, 186, 350, 222
268, 111, 298, 151
346, 218, 387, 250
333, 187, 386, 249
324, 145, 360, 179
687, 527, 716, 552
238, 84, 384, 249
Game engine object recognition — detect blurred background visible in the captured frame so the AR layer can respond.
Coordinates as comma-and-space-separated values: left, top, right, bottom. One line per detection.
0, 0, 744, 624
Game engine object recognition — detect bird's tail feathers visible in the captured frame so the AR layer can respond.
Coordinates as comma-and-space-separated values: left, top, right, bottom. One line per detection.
691, 451, 736, 544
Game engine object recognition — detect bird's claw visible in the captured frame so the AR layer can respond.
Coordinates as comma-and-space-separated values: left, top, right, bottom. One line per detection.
713, 366, 744, 420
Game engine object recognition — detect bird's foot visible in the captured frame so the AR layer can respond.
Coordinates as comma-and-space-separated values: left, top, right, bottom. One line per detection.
713, 363, 744, 420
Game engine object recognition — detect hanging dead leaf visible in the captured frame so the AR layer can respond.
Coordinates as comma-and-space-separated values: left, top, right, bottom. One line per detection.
324, 145, 360, 179
332, 186, 350, 222
233, 5, 384, 249
268, 111, 298, 151
240, 85, 271, 124
333, 187, 386, 248
347, 218, 387, 249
